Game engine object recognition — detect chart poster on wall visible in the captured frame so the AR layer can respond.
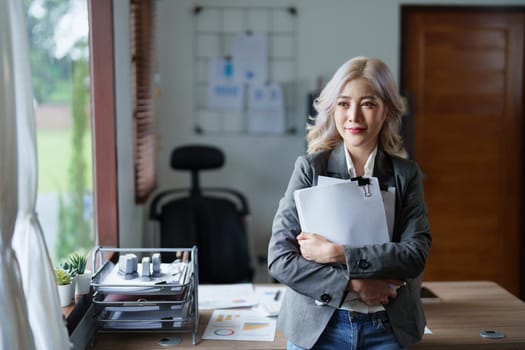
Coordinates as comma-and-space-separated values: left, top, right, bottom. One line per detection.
232, 32, 268, 85
247, 83, 285, 134
207, 57, 244, 110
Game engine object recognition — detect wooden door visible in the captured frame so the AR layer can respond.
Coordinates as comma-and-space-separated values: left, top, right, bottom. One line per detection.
401, 7, 524, 297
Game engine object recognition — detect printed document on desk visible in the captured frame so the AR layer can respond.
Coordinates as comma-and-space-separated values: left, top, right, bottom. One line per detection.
294, 177, 389, 246
202, 309, 277, 342
198, 283, 258, 310
253, 285, 286, 317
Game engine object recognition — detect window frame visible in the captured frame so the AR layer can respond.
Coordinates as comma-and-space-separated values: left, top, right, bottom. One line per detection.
88, 0, 119, 248
62, 0, 117, 334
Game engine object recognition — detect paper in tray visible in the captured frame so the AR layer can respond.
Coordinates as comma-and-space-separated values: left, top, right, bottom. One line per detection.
100, 308, 186, 329
93, 292, 191, 312
101, 292, 188, 303
92, 260, 191, 293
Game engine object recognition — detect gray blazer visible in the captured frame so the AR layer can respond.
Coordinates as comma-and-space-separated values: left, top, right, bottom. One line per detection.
267, 142, 431, 349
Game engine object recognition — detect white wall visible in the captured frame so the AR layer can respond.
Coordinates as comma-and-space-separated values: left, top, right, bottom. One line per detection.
115, 0, 525, 259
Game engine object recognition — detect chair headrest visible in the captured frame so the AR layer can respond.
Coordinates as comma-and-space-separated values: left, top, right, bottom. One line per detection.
170, 145, 224, 171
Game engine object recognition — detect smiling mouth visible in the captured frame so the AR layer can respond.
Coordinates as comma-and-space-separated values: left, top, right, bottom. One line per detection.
347, 127, 366, 134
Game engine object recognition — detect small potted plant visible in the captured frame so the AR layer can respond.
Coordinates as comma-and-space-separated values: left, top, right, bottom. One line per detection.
55, 268, 74, 307
63, 251, 91, 296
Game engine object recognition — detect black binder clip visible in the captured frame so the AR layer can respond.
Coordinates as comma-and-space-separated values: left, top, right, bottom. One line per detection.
351, 176, 371, 197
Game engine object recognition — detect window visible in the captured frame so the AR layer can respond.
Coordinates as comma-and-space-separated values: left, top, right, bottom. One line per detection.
27, 0, 93, 265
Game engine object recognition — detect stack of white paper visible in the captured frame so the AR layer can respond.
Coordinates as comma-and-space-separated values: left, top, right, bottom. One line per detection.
294, 177, 389, 247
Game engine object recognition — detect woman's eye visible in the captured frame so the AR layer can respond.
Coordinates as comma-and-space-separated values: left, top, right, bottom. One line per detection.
361, 101, 376, 108
337, 101, 348, 107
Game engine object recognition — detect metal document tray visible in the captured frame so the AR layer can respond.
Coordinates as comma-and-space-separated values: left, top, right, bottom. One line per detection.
91, 247, 199, 344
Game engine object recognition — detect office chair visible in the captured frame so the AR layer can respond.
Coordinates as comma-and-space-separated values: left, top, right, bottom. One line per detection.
149, 144, 254, 284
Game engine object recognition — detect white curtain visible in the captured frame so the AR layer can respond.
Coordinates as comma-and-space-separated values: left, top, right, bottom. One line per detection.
0, 1, 35, 348
2, 0, 71, 349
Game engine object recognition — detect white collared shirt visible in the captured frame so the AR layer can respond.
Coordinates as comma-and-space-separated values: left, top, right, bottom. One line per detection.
344, 146, 378, 178
340, 146, 393, 313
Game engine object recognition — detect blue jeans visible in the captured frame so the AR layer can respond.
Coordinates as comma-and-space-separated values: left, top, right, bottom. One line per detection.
287, 310, 406, 350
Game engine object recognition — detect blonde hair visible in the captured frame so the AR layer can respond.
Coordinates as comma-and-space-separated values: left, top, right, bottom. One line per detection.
307, 56, 407, 158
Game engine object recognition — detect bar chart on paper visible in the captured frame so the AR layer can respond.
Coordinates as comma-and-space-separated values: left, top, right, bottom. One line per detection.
202, 309, 277, 342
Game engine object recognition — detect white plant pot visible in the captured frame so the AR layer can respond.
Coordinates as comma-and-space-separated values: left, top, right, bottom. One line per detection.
75, 270, 92, 296
57, 283, 74, 307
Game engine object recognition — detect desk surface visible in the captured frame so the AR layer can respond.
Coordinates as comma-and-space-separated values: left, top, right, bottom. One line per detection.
89, 281, 525, 350
413, 281, 525, 350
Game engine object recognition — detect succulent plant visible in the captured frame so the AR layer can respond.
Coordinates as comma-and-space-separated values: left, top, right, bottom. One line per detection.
62, 251, 88, 277
55, 269, 72, 286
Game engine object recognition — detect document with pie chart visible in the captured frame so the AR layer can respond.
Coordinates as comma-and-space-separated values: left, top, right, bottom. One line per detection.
202, 309, 276, 341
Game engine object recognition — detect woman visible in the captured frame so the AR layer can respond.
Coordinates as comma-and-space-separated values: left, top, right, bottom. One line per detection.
267, 56, 431, 350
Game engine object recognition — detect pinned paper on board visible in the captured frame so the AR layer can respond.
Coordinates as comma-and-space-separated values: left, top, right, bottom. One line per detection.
247, 83, 286, 134
207, 57, 244, 110
232, 32, 268, 85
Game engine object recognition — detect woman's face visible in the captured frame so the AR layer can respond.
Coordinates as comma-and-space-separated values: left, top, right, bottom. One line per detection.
334, 77, 387, 155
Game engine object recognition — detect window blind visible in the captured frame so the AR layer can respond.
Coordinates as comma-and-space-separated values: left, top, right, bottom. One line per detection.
130, 0, 156, 203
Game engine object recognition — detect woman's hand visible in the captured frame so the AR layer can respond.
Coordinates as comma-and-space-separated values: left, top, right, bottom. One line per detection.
297, 232, 345, 264
348, 279, 404, 306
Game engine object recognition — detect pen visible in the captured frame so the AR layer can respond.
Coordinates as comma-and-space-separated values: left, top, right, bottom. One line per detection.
274, 290, 281, 301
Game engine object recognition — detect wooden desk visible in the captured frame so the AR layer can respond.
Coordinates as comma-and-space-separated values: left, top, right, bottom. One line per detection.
89, 281, 525, 350
413, 281, 525, 350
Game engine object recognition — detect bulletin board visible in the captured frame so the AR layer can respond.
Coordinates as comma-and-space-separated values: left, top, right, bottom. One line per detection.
192, 4, 298, 135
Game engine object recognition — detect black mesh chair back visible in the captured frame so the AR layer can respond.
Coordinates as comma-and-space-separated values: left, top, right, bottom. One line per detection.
150, 145, 253, 283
